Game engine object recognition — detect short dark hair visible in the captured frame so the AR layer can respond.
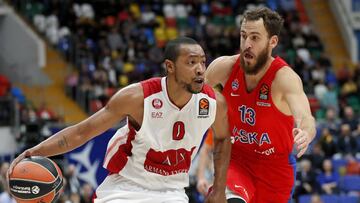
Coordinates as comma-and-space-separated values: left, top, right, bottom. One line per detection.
164, 37, 199, 62
241, 7, 284, 37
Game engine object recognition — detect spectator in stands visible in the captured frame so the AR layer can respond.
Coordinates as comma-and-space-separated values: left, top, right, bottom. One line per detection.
79, 183, 93, 203
295, 159, 319, 196
36, 102, 57, 122
342, 106, 358, 131
307, 143, 325, 173
320, 84, 339, 115
340, 76, 358, 98
354, 63, 360, 95
310, 193, 324, 203
337, 124, 357, 156
318, 108, 341, 135
316, 159, 340, 195
353, 123, 360, 152
0, 74, 11, 97
63, 164, 81, 196
67, 192, 81, 203
345, 155, 360, 175
337, 63, 351, 85
314, 79, 328, 102
319, 128, 337, 158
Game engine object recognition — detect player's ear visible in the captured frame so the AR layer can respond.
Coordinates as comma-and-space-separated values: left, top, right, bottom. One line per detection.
164, 59, 175, 74
269, 35, 278, 49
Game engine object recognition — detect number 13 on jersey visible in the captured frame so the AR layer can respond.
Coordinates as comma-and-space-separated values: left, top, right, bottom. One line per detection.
238, 105, 256, 126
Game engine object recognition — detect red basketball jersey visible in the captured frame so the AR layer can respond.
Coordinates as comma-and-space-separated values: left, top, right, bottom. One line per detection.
223, 56, 294, 160
222, 56, 296, 199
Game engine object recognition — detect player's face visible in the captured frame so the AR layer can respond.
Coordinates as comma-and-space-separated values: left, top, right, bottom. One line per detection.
240, 18, 272, 75
173, 44, 206, 94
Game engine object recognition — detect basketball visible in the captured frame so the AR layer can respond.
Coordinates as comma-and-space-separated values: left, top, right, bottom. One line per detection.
8, 156, 64, 203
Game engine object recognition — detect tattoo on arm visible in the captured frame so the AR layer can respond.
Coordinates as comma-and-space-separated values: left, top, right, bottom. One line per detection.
58, 136, 69, 149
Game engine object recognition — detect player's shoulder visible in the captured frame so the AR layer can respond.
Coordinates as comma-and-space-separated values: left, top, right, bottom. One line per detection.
140, 77, 163, 98
105, 82, 144, 116
112, 83, 144, 102
275, 66, 301, 83
274, 66, 302, 91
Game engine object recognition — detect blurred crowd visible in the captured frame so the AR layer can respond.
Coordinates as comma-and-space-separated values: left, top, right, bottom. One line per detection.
0, 0, 359, 203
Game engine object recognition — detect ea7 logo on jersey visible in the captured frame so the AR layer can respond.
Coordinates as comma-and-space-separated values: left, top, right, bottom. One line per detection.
198, 98, 209, 118
152, 98, 163, 109
259, 84, 269, 100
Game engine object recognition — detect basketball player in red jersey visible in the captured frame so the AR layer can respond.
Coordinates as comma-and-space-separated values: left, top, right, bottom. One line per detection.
9, 37, 231, 203
205, 7, 316, 203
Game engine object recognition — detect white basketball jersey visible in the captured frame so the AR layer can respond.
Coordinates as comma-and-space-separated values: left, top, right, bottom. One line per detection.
103, 77, 217, 190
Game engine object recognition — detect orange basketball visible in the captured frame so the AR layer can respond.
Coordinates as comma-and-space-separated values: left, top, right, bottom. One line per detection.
8, 156, 64, 203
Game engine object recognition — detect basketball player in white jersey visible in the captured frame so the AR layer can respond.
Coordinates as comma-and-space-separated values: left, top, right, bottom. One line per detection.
8, 37, 231, 203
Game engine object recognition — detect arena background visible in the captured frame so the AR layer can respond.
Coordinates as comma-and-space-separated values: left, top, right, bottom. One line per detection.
0, 0, 359, 202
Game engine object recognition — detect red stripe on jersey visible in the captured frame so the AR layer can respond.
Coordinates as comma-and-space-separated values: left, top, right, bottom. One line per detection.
105, 125, 136, 173
201, 84, 216, 99
141, 77, 162, 98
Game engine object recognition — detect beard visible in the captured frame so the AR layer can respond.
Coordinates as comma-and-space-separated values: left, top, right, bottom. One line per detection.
174, 68, 202, 94
240, 46, 270, 75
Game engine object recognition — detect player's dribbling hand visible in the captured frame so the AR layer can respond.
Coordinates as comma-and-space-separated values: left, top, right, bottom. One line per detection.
7, 149, 31, 176
204, 187, 226, 203
293, 128, 310, 158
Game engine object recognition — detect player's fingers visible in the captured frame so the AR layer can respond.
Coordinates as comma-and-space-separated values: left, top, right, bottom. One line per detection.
296, 140, 307, 150
295, 134, 307, 146
297, 143, 308, 158
293, 129, 302, 140
8, 152, 26, 175
294, 133, 304, 144
297, 148, 305, 158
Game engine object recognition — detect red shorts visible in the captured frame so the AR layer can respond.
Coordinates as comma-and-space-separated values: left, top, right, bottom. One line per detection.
226, 155, 296, 203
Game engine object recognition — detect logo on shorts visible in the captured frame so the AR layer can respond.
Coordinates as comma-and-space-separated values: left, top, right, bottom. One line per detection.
198, 98, 209, 117
152, 98, 163, 109
259, 84, 269, 100
232, 79, 239, 91
31, 186, 40, 194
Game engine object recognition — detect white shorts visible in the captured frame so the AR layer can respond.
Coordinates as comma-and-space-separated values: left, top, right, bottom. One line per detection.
95, 174, 189, 203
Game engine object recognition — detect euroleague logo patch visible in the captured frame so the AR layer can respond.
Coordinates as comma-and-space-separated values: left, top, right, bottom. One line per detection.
198, 98, 209, 118
259, 84, 269, 100
152, 98, 163, 109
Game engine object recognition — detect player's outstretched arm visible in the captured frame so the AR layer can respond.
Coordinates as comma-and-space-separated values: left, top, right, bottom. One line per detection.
205, 91, 231, 203
9, 83, 144, 174
276, 67, 316, 158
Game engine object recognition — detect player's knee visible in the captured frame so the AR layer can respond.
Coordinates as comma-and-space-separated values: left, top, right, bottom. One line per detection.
227, 198, 246, 203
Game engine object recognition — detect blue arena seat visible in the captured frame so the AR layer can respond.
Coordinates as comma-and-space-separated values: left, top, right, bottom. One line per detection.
338, 195, 359, 203
321, 195, 339, 203
299, 194, 340, 203
298, 194, 311, 203
340, 175, 360, 192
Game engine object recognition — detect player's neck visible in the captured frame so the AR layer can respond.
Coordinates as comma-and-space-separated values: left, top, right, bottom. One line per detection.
166, 77, 192, 109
